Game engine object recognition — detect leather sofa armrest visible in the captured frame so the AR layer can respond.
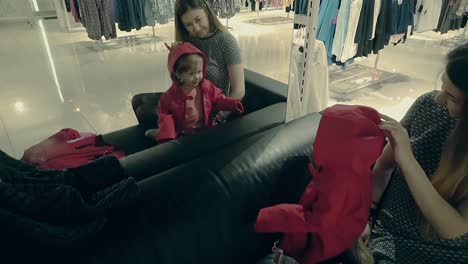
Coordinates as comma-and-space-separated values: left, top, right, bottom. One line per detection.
132, 92, 163, 128
243, 68, 288, 114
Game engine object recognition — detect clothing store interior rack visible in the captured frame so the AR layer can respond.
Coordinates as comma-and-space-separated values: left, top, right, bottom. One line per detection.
59, 0, 160, 47
327, 54, 399, 95
285, 0, 320, 122
434, 23, 468, 49
293, 9, 398, 95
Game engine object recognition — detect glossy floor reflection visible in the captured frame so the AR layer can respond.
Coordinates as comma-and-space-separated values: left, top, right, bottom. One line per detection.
0, 10, 466, 158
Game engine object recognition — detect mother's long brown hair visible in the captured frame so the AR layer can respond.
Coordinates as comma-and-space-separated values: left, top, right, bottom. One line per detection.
431, 43, 468, 210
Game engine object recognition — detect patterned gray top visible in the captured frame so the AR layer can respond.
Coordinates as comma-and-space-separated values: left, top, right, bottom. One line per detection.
369, 91, 468, 263
189, 30, 242, 95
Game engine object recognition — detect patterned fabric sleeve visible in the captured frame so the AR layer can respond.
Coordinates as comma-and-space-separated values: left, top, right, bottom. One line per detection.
222, 32, 242, 66
400, 92, 433, 136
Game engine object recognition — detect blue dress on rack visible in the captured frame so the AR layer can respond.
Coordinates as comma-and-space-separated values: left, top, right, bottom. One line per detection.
316, 0, 340, 65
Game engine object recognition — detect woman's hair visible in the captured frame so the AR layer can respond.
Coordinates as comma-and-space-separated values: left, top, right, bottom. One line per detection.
428, 43, 468, 234
174, 0, 228, 42
173, 53, 202, 79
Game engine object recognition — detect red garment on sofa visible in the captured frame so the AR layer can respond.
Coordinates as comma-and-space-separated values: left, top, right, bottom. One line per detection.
255, 105, 386, 264
22, 128, 125, 170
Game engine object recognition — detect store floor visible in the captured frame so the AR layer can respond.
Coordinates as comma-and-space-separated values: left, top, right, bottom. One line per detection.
0, 9, 466, 158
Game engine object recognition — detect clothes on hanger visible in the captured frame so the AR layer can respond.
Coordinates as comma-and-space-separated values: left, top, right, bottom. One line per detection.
330, 0, 417, 63
65, 0, 71, 12
115, 0, 147, 31
337, 0, 364, 63
331, 0, 352, 64
391, 0, 415, 35
112, 0, 174, 31
286, 37, 328, 122
148, 0, 176, 24
269, 0, 283, 8
372, 0, 393, 54
207, 0, 237, 18
371, 0, 382, 39
414, 0, 443, 32
462, 12, 468, 27
70, 0, 81, 22
316, 0, 340, 64
354, 0, 376, 58
437, 0, 467, 33
78, 0, 117, 40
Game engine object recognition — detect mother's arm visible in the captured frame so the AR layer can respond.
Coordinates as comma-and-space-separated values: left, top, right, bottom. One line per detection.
399, 156, 468, 239
371, 143, 396, 205
227, 63, 245, 100
379, 114, 468, 239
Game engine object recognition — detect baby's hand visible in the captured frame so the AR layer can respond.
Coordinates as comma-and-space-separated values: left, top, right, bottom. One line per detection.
164, 42, 182, 50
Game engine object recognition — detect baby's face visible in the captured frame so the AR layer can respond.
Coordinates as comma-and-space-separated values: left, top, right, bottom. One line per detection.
179, 56, 204, 88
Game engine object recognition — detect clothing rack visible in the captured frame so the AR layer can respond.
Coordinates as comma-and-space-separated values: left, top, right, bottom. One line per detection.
292, 0, 417, 95
59, 0, 158, 39
285, 0, 320, 122
327, 54, 399, 95
59, 0, 84, 32
255, 0, 283, 17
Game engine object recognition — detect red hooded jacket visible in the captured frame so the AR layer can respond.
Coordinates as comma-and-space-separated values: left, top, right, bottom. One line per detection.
255, 105, 386, 263
157, 42, 244, 143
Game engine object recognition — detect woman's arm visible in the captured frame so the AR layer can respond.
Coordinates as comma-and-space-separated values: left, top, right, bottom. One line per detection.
399, 156, 468, 239
379, 114, 468, 239
227, 63, 245, 100
371, 143, 396, 205
217, 64, 245, 120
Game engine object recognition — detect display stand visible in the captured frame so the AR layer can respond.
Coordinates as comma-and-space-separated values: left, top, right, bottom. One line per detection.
285, 0, 320, 122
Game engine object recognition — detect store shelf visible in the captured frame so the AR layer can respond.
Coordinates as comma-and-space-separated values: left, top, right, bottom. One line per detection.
294, 14, 308, 25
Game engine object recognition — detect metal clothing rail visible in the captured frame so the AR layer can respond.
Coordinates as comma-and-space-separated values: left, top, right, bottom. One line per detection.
327, 52, 400, 95
289, 3, 399, 99
285, 0, 320, 122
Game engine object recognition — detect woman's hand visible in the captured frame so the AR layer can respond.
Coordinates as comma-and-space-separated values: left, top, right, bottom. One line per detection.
360, 223, 371, 246
378, 113, 413, 166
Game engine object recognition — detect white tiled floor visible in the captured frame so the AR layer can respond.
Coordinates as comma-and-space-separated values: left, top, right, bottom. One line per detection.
0, 10, 466, 158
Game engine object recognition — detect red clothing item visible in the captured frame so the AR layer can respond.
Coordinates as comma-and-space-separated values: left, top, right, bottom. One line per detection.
255, 105, 386, 264
157, 42, 244, 143
22, 128, 124, 170
183, 85, 205, 134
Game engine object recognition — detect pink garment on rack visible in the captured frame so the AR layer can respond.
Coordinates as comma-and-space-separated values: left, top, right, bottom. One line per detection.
70, 0, 81, 22
271, 0, 283, 8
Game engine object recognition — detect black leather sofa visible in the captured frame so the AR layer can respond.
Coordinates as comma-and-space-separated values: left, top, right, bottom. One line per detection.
103, 69, 289, 180
5, 112, 360, 264
3, 69, 361, 263
102, 68, 288, 156
69, 112, 324, 264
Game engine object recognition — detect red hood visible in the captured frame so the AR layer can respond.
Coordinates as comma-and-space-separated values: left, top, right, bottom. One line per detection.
255, 105, 386, 264
167, 42, 208, 82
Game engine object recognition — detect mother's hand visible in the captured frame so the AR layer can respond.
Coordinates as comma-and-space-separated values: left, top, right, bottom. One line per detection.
378, 113, 413, 166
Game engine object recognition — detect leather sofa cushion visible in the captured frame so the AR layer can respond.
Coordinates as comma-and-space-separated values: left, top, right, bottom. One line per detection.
105, 103, 287, 180
77, 112, 322, 264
